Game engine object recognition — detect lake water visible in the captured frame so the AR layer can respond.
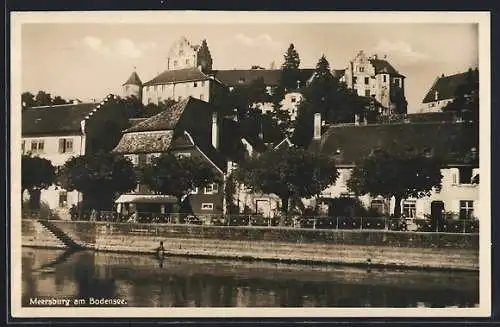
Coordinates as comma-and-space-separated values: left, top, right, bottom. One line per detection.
22, 247, 479, 308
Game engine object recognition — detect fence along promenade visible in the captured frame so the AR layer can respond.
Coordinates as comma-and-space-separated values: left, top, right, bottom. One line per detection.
24, 210, 479, 234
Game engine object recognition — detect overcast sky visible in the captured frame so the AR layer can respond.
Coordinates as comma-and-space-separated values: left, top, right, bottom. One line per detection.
21, 22, 478, 112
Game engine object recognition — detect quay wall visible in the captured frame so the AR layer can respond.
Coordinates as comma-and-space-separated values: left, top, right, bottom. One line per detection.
21, 220, 479, 271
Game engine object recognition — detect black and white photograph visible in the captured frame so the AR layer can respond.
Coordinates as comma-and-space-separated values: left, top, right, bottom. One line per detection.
10, 11, 491, 318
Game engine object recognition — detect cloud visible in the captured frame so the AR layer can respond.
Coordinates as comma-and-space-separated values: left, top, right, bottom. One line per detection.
234, 33, 282, 49
371, 39, 428, 63
82, 36, 157, 58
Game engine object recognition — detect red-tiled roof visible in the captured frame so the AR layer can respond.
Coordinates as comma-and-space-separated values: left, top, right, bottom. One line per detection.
22, 103, 96, 136
113, 130, 174, 154
309, 122, 478, 166
143, 67, 209, 86
124, 97, 191, 132
422, 72, 469, 103
123, 71, 142, 86
369, 59, 404, 77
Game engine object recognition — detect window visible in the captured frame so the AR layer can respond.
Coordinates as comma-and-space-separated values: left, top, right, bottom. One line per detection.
185, 59, 190, 65
162, 85, 165, 91
59, 138, 73, 154
200, 94, 205, 101
190, 187, 199, 194
204, 183, 219, 194
365, 90, 371, 97
459, 200, 474, 219
370, 199, 385, 215
403, 200, 416, 218
364, 77, 369, 85
154, 85, 157, 91
193, 82, 198, 87
31, 140, 44, 153
459, 167, 473, 184
59, 191, 68, 208
353, 77, 357, 84
126, 154, 139, 166
201, 203, 214, 210
359, 67, 365, 72
291, 96, 297, 103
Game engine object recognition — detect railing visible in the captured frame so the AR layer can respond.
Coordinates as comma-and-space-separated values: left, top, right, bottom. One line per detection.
25, 211, 479, 234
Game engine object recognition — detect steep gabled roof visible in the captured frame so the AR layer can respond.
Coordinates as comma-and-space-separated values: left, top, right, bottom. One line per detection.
422, 72, 469, 103
124, 97, 191, 132
309, 122, 478, 166
143, 67, 210, 86
113, 130, 175, 154
369, 59, 404, 77
23, 103, 96, 136
123, 71, 142, 86
212, 69, 315, 87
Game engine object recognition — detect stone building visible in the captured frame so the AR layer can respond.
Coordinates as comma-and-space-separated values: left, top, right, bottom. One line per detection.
308, 112, 480, 220
21, 95, 134, 218
420, 70, 478, 113
342, 50, 407, 115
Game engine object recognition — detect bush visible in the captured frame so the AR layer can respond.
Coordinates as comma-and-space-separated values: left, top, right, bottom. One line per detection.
326, 197, 381, 218
22, 200, 60, 220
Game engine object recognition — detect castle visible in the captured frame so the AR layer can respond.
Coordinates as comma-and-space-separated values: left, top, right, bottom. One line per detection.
122, 37, 407, 117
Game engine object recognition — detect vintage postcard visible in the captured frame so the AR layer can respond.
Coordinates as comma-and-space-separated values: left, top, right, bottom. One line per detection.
10, 11, 491, 319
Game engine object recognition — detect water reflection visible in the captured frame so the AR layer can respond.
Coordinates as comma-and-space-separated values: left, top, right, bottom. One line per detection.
22, 248, 479, 307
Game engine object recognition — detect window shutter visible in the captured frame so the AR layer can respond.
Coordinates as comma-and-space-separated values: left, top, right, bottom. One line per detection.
58, 139, 65, 153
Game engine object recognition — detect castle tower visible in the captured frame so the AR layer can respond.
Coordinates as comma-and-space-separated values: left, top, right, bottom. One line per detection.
166, 36, 213, 73
122, 70, 142, 100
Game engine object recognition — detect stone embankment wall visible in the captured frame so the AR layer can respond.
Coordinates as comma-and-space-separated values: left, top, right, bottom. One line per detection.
22, 220, 479, 271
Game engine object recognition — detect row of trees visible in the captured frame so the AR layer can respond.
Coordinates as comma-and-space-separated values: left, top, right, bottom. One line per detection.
23, 144, 444, 219
22, 91, 75, 108
22, 152, 219, 212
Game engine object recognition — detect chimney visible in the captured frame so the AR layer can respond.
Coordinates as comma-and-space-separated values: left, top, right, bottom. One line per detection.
434, 91, 439, 101
313, 112, 321, 140
258, 122, 264, 140
211, 112, 219, 149
354, 113, 360, 126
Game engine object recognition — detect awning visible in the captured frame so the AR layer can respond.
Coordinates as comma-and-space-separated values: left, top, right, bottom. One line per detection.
115, 194, 178, 204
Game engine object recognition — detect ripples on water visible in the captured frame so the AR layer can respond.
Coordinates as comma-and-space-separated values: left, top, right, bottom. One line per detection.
21, 248, 479, 308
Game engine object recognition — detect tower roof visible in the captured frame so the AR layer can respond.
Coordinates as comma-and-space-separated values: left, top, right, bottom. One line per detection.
123, 71, 142, 86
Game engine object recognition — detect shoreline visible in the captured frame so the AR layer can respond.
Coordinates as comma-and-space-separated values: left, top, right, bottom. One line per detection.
21, 243, 478, 273
22, 219, 479, 272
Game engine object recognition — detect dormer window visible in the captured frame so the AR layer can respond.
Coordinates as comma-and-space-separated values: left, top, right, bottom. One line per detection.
423, 148, 433, 158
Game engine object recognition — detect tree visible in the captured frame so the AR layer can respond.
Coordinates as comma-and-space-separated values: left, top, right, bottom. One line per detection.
234, 147, 338, 217
22, 155, 56, 209
442, 67, 479, 121
57, 152, 137, 210
347, 149, 443, 218
280, 43, 301, 91
141, 153, 221, 210
22, 92, 36, 108
34, 91, 53, 106
52, 95, 68, 105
